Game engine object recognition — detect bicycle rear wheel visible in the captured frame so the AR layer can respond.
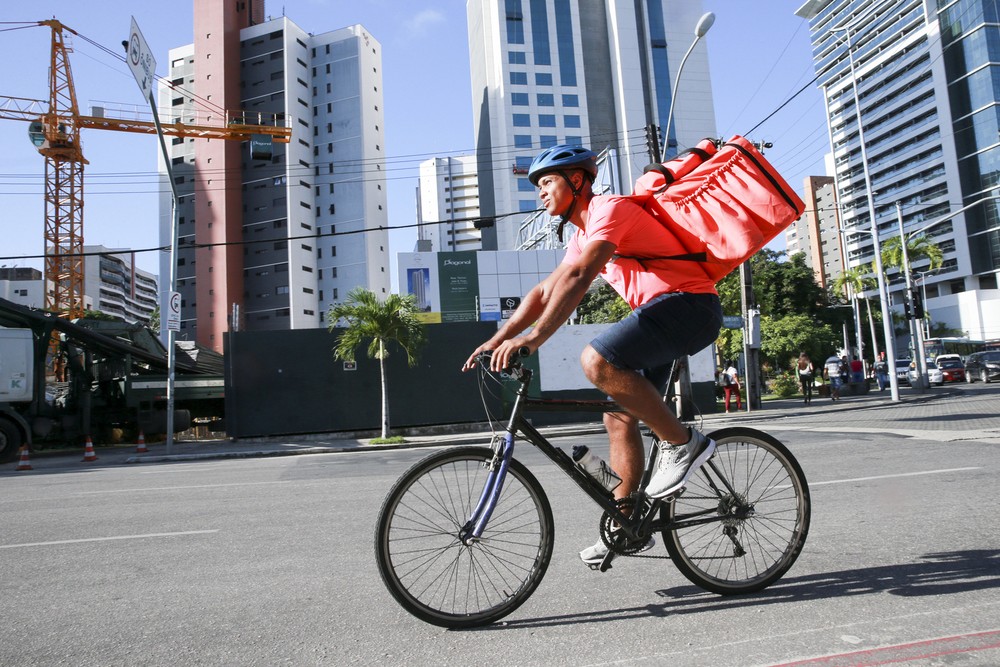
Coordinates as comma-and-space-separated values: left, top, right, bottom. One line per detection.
663, 427, 810, 595
375, 446, 554, 628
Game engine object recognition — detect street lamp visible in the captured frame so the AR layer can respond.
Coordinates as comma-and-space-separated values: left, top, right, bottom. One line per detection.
838, 225, 897, 399
831, 14, 900, 401
662, 12, 715, 157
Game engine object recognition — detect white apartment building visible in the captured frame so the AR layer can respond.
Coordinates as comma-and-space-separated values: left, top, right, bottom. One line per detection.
161, 14, 388, 348
797, 0, 1000, 342
467, 0, 717, 250
0, 267, 44, 309
82, 246, 159, 323
417, 155, 482, 253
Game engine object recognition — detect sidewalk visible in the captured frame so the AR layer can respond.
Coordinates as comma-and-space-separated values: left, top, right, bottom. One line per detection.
5, 383, 995, 472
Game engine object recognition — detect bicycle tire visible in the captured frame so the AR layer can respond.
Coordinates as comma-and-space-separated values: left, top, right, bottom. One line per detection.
663, 427, 810, 595
375, 446, 554, 628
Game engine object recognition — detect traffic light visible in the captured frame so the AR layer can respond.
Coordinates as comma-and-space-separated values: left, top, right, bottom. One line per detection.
912, 290, 924, 319
903, 298, 911, 318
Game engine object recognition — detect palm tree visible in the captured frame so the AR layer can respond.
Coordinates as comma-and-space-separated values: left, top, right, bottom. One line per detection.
328, 288, 427, 439
879, 234, 944, 275
833, 266, 880, 363
872, 235, 943, 335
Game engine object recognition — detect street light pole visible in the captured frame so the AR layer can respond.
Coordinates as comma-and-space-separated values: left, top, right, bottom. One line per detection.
833, 21, 900, 401
662, 12, 715, 157
895, 202, 927, 390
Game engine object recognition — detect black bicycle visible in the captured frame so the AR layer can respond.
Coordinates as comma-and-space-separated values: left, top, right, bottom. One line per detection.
375, 352, 810, 628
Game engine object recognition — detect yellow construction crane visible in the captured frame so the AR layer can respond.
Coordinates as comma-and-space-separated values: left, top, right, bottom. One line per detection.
0, 19, 291, 323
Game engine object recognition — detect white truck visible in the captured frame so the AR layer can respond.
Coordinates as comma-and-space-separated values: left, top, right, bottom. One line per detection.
0, 298, 223, 463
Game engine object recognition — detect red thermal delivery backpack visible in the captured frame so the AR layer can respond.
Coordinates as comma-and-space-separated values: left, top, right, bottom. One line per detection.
630, 136, 805, 283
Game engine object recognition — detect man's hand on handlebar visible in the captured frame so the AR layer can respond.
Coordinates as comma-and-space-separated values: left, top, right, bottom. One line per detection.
461, 339, 534, 373
489, 338, 534, 372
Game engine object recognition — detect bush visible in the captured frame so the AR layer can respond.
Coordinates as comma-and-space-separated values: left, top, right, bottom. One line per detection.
769, 371, 800, 398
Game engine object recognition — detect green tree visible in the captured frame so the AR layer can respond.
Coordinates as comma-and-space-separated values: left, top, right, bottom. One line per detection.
832, 266, 881, 361
328, 288, 427, 439
760, 314, 840, 372
576, 279, 630, 323
715, 250, 828, 320
879, 235, 944, 275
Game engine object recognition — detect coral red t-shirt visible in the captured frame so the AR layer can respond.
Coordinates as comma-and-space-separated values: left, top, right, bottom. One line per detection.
563, 195, 717, 309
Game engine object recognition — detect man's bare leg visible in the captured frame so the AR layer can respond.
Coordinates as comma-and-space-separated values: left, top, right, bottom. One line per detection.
582, 346, 689, 445
603, 411, 645, 500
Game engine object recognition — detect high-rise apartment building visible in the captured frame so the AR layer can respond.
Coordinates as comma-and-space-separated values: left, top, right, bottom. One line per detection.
797, 0, 1000, 340
786, 175, 845, 290
161, 3, 389, 350
82, 246, 159, 323
417, 156, 482, 252
467, 0, 717, 250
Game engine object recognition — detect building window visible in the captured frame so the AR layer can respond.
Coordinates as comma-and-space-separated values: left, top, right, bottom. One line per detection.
511, 92, 529, 106
509, 71, 528, 85
505, 0, 524, 44
535, 73, 553, 86
562, 94, 579, 107
537, 93, 554, 106
564, 115, 581, 128
538, 114, 556, 128
513, 113, 531, 127
514, 134, 533, 148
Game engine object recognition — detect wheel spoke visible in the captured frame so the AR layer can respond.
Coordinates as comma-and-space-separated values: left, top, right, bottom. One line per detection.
664, 432, 810, 595
376, 448, 553, 627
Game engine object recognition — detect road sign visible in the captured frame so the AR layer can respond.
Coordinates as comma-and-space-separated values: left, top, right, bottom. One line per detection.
167, 291, 181, 332
722, 315, 744, 329
127, 17, 157, 101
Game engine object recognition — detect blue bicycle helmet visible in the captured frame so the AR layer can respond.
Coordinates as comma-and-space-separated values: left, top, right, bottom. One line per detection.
527, 145, 598, 186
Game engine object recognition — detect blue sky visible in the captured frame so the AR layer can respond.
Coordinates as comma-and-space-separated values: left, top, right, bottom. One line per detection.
0, 1, 826, 281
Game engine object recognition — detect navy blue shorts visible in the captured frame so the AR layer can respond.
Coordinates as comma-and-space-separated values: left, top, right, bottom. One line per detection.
590, 292, 722, 392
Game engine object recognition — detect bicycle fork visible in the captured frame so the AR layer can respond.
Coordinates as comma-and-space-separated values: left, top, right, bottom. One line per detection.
458, 431, 515, 545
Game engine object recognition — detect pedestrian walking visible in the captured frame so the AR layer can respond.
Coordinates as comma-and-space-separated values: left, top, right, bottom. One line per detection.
723, 363, 742, 413
795, 353, 815, 405
824, 353, 842, 401
874, 351, 890, 391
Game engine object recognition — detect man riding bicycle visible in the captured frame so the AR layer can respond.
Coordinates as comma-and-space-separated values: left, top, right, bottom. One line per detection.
462, 144, 723, 565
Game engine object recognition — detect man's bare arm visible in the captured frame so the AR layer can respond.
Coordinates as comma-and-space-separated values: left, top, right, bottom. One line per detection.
487, 240, 617, 371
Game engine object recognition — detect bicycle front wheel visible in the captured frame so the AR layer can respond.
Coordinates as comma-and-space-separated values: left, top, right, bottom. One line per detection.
375, 446, 554, 628
663, 427, 810, 595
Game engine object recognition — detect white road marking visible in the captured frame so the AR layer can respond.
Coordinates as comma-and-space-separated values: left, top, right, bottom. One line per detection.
809, 467, 982, 487
0, 530, 219, 550
74, 480, 293, 495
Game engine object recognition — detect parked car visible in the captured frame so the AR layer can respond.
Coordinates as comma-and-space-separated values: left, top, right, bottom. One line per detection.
895, 359, 912, 386
908, 359, 943, 386
935, 356, 966, 383
965, 351, 1000, 383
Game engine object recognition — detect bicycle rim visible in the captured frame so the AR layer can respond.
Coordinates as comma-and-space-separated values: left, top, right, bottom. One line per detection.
663, 428, 810, 595
375, 447, 554, 628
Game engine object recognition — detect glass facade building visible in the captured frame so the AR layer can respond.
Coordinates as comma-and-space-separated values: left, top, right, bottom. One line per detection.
468, 0, 717, 250
798, 0, 1000, 340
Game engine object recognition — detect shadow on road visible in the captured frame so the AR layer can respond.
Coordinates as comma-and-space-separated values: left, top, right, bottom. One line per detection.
465, 549, 1000, 631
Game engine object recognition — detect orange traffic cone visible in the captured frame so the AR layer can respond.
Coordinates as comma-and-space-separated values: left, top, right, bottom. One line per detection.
15, 446, 33, 471
135, 431, 148, 453
81, 436, 98, 462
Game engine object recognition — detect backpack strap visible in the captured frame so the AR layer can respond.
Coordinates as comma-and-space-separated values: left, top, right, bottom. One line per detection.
612, 251, 709, 264
642, 146, 715, 194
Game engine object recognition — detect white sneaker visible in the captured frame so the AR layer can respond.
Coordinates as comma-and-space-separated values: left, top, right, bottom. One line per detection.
644, 430, 716, 499
579, 535, 655, 565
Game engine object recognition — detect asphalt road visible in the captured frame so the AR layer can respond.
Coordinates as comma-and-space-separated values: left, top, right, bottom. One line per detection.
2, 383, 999, 666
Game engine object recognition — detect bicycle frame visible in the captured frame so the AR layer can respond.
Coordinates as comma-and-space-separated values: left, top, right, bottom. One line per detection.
459, 357, 738, 548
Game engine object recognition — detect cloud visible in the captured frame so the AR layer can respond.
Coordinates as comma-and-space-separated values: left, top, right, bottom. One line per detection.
408, 9, 446, 35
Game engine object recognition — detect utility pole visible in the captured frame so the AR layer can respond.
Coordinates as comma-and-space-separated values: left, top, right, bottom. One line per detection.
645, 123, 662, 164
740, 262, 762, 410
